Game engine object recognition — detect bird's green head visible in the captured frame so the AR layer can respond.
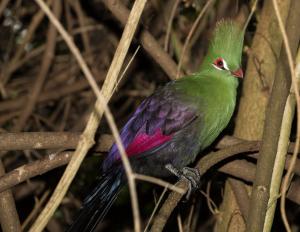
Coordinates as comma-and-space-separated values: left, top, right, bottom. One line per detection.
201, 20, 244, 79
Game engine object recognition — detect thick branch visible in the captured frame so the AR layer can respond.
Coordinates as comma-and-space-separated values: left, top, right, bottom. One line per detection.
246, 1, 300, 231
219, 160, 300, 205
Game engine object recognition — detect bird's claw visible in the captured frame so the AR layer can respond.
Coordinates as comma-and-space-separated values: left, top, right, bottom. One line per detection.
165, 164, 201, 200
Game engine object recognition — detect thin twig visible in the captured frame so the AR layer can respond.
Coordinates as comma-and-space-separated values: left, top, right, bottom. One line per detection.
176, 0, 214, 77
177, 214, 183, 232
203, 182, 218, 215
21, 190, 50, 230
144, 188, 167, 232
242, 0, 258, 32
113, 45, 141, 93
2, 0, 53, 86
70, 0, 93, 58
134, 174, 184, 194
13, 0, 61, 131
184, 199, 196, 232
7, 24, 104, 74
164, 0, 180, 52
0, 71, 105, 115
102, 0, 183, 79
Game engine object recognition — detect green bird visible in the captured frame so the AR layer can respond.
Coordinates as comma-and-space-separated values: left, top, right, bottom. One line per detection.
69, 20, 244, 232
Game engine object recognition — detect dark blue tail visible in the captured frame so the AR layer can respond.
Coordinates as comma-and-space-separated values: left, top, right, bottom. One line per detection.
67, 166, 124, 232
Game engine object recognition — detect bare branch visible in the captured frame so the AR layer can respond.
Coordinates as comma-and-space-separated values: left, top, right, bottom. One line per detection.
246, 1, 300, 231
102, 0, 182, 79
0, 132, 113, 152
13, 0, 61, 131
0, 160, 21, 232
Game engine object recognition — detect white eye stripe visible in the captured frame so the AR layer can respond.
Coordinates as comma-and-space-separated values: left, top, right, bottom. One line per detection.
222, 59, 229, 70
212, 64, 222, 70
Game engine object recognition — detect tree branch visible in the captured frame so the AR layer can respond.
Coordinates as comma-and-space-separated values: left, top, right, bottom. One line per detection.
0, 160, 21, 232
246, 1, 300, 231
0, 70, 104, 115
102, 0, 182, 80
0, 132, 113, 152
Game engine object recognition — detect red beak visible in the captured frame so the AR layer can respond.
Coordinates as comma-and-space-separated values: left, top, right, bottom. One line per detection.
231, 68, 243, 78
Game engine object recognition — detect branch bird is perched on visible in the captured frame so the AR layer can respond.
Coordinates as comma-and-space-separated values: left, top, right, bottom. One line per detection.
68, 20, 244, 232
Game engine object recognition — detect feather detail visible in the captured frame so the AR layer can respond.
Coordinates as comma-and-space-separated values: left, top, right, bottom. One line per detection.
103, 83, 198, 170
125, 128, 172, 156
67, 165, 124, 232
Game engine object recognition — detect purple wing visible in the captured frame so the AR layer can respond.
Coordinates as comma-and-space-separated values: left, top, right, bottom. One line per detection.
102, 85, 197, 171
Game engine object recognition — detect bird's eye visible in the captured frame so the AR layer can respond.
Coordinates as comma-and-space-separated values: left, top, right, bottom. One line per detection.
213, 58, 229, 71
216, 59, 223, 67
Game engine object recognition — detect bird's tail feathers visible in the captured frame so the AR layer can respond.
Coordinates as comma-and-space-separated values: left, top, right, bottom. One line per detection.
67, 165, 124, 232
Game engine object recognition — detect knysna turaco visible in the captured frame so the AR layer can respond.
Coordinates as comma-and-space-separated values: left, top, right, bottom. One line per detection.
68, 20, 244, 232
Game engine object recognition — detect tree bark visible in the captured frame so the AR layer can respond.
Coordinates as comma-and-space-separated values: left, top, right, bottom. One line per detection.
215, 0, 292, 231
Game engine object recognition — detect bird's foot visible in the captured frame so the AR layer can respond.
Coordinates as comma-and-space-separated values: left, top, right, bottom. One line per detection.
165, 164, 201, 200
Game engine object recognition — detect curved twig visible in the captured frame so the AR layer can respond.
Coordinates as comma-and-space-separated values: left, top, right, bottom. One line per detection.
272, 1, 300, 231
29, 0, 147, 231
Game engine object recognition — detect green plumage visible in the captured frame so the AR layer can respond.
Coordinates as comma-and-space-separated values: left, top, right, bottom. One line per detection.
175, 20, 244, 151
200, 20, 244, 72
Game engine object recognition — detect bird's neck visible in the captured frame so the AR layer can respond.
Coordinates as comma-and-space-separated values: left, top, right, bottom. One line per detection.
192, 73, 238, 149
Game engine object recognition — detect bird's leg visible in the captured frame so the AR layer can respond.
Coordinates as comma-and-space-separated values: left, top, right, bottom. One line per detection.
165, 164, 201, 200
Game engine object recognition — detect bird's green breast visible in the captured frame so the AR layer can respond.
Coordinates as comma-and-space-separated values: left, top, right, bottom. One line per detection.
174, 74, 238, 149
